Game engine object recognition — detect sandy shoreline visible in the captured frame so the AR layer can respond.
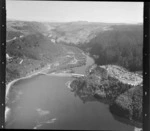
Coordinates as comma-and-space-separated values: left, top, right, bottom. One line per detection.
5, 65, 84, 123
6, 63, 53, 98
6, 52, 87, 99
6, 66, 84, 101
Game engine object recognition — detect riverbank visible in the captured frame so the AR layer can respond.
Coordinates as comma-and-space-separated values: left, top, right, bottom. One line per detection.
6, 65, 85, 102
6, 52, 90, 102
5, 54, 139, 130
5, 53, 92, 127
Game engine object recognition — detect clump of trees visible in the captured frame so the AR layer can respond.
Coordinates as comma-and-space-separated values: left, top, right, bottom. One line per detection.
70, 67, 133, 103
70, 65, 143, 125
6, 67, 20, 84
109, 85, 143, 123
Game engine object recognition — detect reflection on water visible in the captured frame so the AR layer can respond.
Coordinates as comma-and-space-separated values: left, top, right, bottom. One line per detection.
70, 85, 97, 104
74, 93, 97, 104
5, 55, 135, 130
111, 113, 142, 129
6, 74, 135, 130
69, 78, 142, 130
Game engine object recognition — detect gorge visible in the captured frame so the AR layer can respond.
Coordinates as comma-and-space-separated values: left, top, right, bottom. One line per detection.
6, 20, 143, 130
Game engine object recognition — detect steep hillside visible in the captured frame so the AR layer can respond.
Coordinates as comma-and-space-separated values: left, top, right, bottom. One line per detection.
6, 20, 143, 128
6, 21, 86, 84
78, 24, 143, 71
32, 21, 143, 72
6, 20, 143, 81
6, 33, 64, 61
110, 85, 143, 123
69, 64, 143, 125
7, 20, 49, 40
48, 22, 111, 45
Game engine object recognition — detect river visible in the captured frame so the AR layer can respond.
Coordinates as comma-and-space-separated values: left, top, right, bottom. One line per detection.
5, 55, 135, 130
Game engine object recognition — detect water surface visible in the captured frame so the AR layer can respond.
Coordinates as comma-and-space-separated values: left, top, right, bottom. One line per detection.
6, 55, 134, 130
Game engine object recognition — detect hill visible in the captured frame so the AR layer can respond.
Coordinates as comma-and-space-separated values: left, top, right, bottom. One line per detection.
77, 24, 143, 71
6, 20, 143, 128
29, 21, 142, 72
69, 64, 143, 125
6, 21, 87, 84
6, 20, 143, 81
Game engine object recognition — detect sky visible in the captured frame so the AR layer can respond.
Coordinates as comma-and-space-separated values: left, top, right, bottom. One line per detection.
6, 1, 143, 24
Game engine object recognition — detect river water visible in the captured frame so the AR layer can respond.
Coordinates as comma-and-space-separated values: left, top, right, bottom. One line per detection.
6, 55, 134, 130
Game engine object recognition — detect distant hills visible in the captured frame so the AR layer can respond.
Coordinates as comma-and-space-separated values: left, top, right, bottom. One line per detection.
6, 20, 143, 83
6, 20, 87, 84
6, 20, 143, 128
79, 24, 143, 71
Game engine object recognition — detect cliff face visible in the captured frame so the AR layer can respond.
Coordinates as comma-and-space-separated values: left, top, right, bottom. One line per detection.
70, 64, 143, 125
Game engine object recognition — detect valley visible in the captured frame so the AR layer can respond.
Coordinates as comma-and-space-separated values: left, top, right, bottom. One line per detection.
6, 20, 143, 130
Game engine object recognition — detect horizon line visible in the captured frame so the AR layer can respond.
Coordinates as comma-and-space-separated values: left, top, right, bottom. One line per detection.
7, 18, 143, 25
